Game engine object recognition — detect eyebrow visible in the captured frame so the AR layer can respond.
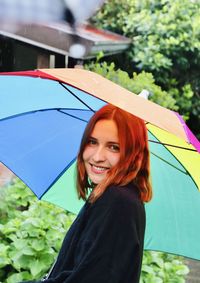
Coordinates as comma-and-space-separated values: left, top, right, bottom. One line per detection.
88, 136, 97, 143
89, 136, 120, 145
107, 141, 120, 145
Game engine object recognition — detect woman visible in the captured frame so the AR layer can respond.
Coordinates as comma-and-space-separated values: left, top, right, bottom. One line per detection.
22, 104, 152, 283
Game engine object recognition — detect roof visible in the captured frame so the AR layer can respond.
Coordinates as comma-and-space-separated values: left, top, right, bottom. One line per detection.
0, 22, 131, 59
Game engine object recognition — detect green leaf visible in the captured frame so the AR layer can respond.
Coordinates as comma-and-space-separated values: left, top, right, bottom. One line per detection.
142, 265, 155, 274
22, 246, 35, 256
12, 239, 27, 250
29, 260, 46, 277
31, 239, 46, 251
0, 257, 10, 268
6, 271, 31, 283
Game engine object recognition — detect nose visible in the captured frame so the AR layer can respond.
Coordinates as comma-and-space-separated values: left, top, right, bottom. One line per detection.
92, 146, 106, 163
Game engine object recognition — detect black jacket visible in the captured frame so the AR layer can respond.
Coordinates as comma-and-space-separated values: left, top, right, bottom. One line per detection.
23, 184, 145, 283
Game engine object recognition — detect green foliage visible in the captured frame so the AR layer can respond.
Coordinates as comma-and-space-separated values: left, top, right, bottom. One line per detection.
85, 60, 178, 110
140, 251, 189, 283
168, 83, 194, 120
0, 179, 189, 282
0, 179, 75, 283
92, 0, 199, 136
92, 0, 200, 82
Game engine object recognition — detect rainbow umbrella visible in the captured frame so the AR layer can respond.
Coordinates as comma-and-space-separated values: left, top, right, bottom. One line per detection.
0, 68, 200, 260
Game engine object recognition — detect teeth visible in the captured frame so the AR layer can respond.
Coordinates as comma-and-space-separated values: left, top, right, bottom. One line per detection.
93, 165, 107, 171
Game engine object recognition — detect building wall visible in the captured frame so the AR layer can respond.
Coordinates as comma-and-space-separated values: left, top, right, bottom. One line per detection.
0, 37, 67, 72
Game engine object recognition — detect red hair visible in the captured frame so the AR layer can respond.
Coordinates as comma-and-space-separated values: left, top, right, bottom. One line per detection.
77, 104, 152, 203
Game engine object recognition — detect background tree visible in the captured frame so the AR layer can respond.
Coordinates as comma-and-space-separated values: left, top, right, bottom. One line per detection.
91, 0, 200, 137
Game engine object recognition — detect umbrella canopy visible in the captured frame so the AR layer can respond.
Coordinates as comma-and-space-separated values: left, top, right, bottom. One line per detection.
0, 68, 200, 260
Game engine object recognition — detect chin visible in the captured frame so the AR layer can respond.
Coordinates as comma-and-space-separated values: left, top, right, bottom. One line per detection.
91, 179, 103, 185
90, 176, 106, 185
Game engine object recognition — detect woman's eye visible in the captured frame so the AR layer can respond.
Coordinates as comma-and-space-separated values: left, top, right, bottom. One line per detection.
88, 139, 97, 145
109, 144, 120, 152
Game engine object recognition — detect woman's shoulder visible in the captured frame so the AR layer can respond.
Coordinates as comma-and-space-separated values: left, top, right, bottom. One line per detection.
103, 183, 143, 211
108, 183, 140, 200
88, 183, 145, 226
100, 184, 145, 225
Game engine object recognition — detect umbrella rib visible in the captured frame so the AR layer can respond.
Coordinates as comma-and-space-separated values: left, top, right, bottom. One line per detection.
57, 110, 88, 123
150, 151, 188, 175
59, 82, 96, 113
39, 157, 77, 199
148, 140, 197, 152
0, 108, 91, 122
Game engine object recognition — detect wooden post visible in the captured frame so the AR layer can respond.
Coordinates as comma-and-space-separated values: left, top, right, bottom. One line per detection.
37, 53, 50, 69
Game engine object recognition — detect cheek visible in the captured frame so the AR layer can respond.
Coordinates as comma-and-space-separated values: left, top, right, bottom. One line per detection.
110, 153, 120, 166
82, 147, 91, 162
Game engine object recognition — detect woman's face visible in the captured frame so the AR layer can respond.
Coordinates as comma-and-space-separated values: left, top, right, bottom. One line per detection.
83, 119, 120, 185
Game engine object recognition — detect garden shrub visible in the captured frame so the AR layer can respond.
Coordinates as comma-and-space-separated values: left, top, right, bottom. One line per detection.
0, 179, 75, 283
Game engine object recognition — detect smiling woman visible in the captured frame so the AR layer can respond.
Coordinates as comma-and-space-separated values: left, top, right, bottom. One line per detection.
20, 104, 152, 283
77, 104, 152, 204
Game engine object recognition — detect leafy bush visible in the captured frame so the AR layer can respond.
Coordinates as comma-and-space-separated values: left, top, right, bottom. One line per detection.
92, 0, 200, 87
0, 179, 75, 283
140, 251, 189, 283
0, 179, 189, 282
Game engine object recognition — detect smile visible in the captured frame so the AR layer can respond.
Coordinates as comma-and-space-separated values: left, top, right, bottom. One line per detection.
90, 164, 109, 174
